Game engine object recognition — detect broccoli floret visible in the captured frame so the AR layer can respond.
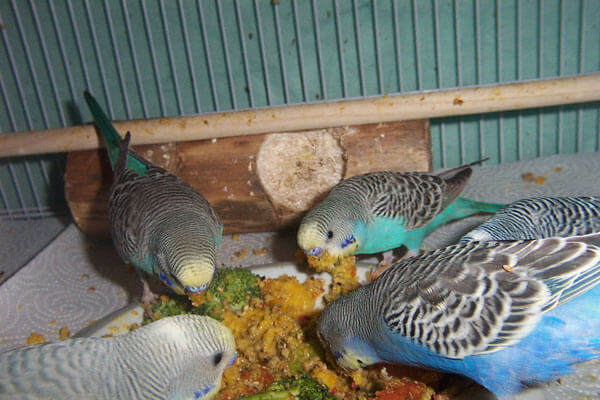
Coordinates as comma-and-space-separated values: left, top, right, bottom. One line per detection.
193, 266, 261, 320
143, 295, 192, 325
236, 375, 336, 400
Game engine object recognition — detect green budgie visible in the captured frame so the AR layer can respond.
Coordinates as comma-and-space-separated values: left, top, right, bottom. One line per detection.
298, 160, 504, 261
84, 92, 223, 302
0, 315, 236, 399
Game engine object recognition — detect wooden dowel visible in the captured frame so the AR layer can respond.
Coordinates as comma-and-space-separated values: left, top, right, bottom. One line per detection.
2, 73, 600, 158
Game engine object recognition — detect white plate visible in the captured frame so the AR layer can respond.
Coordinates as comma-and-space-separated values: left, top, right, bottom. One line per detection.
75, 262, 600, 400
74, 261, 372, 338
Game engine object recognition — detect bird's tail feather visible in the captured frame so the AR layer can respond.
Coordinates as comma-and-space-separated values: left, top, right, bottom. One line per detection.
84, 91, 148, 176
84, 91, 123, 170
453, 197, 505, 215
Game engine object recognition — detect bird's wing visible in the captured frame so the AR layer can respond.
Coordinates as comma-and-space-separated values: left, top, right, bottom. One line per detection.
367, 172, 447, 230
377, 234, 600, 359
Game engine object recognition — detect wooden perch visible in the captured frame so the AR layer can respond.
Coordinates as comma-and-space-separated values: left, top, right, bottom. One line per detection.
3, 74, 600, 158
65, 120, 430, 236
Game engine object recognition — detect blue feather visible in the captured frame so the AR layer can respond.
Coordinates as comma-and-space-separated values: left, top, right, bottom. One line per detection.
372, 283, 600, 396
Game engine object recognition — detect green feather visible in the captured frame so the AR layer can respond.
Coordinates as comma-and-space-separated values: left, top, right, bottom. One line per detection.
84, 91, 148, 176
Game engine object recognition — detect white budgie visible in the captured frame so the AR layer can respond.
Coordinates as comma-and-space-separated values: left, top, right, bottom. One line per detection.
0, 315, 236, 400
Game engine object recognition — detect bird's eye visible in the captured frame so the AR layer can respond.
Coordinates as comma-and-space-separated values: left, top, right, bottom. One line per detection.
357, 359, 364, 365
327, 230, 334, 239
212, 352, 223, 366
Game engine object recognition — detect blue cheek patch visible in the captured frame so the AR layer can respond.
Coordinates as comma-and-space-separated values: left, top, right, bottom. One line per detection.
194, 383, 216, 399
334, 351, 344, 361
159, 271, 174, 287
341, 235, 356, 249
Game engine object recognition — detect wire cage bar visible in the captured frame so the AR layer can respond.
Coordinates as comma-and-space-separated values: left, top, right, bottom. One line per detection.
0, 0, 598, 218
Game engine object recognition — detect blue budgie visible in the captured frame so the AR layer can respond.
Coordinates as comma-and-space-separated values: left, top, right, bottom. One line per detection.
317, 233, 600, 397
298, 160, 504, 260
84, 92, 223, 302
0, 315, 236, 399
461, 196, 600, 242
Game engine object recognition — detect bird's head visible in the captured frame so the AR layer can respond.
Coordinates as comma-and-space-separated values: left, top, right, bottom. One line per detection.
297, 216, 361, 258
317, 293, 380, 371
177, 261, 215, 294
156, 250, 216, 295
153, 315, 237, 400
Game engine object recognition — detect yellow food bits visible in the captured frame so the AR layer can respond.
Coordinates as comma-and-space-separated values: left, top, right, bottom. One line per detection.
26, 333, 46, 345
58, 326, 70, 340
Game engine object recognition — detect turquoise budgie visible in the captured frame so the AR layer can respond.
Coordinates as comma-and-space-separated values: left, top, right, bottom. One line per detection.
461, 196, 600, 242
84, 92, 223, 301
0, 315, 236, 399
317, 233, 600, 397
298, 160, 504, 259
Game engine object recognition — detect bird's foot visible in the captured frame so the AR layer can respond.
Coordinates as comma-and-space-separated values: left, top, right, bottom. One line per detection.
371, 251, 395, 280
141, 279, 159, 313
370, 248, 420, 281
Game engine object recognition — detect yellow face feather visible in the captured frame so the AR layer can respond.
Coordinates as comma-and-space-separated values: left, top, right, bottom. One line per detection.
177, 262, 215, 293
336, 347, 379, 370
297, 221, 360, 257
297, 221, 324, 252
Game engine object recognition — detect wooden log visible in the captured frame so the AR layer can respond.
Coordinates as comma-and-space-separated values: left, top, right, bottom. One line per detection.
65, 120, 430, 236
4, 74, 600, 158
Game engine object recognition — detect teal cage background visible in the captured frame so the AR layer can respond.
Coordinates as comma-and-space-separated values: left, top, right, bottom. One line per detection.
0, 0, 599, 218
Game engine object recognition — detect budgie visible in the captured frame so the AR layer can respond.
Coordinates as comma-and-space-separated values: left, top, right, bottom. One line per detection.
297, 160, 504, 261
84, 92, 223, 302
461, 196, 600, 242
0, 315, 236, 399
317, 232, 600, 397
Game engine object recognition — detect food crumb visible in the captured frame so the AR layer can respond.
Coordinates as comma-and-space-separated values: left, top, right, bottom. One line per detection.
232, 233, 240, 241
17, 304, 23, 310
535, 176, 546, 185
502, 264, 514, 272
554, 166, 563, 172
522, 172, 536, 182
49, 320, 56, 326
87, 286, 97, 292
252, 248, 268, 256
235, 248, 248, 259
453, 96, 464, 105
88, 320, 96, 326
80, 273, 89, 279
26, 333, 46, 345
58, 326, 70, 340
117, 291, 127, 296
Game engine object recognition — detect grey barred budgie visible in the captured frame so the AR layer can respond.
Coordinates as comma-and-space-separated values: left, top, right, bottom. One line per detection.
84, 92, 223, 302
297, 160, 504, 259
0, 315, 236, 399
317, 233, 600, 397
461, 196, 600, 242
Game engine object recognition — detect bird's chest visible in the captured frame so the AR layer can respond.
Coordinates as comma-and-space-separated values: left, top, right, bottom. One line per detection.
357, 217, 409, 254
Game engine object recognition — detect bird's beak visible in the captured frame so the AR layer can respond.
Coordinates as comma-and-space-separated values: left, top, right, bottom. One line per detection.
227, 352, 237, 367
306, 247, 323, 256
